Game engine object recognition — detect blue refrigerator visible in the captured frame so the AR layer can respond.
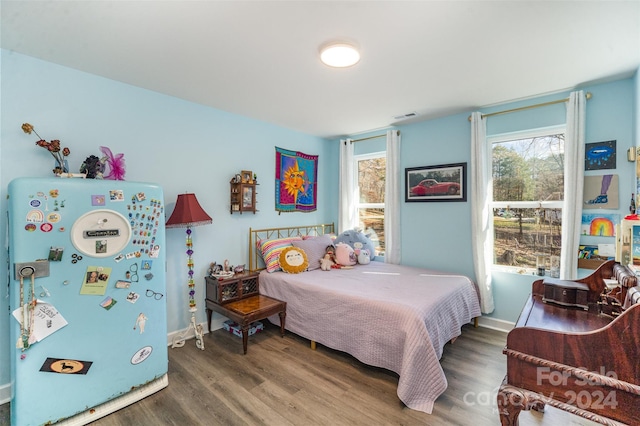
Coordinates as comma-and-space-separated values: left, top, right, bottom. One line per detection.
8, 177, 168, 425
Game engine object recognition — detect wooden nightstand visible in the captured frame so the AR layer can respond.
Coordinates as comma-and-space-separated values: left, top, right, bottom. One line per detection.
205, 272, 286, 354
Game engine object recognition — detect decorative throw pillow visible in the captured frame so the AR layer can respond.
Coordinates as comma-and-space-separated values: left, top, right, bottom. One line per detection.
257, 236, 302, 273
291, 234, 334, 271
335, 242, 357, 266
279, 246, 309, 274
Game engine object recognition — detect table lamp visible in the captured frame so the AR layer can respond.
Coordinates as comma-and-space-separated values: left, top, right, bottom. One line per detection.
166, 193, 212, 350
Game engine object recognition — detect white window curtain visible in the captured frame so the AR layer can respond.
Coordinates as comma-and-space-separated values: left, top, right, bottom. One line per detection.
385, 130, 401, 264
561, 91, 586, 280
470, 112, 495, 314
339, 138, 356, 233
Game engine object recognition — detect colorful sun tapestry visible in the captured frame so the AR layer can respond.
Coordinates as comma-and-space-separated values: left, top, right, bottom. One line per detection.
275, 147, 318, 213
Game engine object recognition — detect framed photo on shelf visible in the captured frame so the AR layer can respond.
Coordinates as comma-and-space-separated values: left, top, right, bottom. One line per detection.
242, 185, 255, 209
241, 170, 253, 183
405, 162, 467, 202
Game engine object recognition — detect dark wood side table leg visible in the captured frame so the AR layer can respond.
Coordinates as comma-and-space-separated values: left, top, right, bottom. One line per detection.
206, 308, 212, 334
278, 310, 286, 337
241, 325, 249, 355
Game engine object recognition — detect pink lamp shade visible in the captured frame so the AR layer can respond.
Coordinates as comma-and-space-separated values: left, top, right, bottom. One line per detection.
166, 193, 212, 228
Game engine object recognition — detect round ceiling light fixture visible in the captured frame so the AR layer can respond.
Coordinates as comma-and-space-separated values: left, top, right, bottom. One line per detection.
320, 43, 360, 68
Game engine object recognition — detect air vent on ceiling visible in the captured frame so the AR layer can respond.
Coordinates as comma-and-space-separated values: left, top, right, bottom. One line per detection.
393, 112, 418, 120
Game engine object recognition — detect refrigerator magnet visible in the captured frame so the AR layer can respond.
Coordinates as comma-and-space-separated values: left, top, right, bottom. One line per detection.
115, 280, 131, 289
133, 313, 147, 334
48, 247, 64, 261
99, 296, 117, 310
91, 195, 106, 206
26, 209, 44, 222
109, 190, 124, 201
40, 357, 93, 375
126, 292, 139, 303
131, 346, 152, 365
46, 212, 61, 223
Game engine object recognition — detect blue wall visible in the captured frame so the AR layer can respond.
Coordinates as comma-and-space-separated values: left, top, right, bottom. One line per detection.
1, 49, 637, 397
0, 51, 333, 394
370, 78, 637, 325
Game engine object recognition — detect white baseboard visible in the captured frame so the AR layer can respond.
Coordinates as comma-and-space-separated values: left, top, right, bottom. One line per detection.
0, 382, 10, 405
476, 316, 514, 333
208, 317, 226, 332
165, 318, 226, 347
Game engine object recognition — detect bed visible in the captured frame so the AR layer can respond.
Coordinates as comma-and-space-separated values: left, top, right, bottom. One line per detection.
249, 224, 481, 414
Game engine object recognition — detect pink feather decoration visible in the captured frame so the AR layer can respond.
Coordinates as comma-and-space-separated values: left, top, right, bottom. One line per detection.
99, 146, 126, 180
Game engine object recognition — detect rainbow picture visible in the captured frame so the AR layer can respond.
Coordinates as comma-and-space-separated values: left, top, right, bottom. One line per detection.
26, 209, 44, 223
581, 213, 620, 237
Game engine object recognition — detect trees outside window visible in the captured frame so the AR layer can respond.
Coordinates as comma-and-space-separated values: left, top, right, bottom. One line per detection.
491, 128, 565, 271
355, 152, 385, 256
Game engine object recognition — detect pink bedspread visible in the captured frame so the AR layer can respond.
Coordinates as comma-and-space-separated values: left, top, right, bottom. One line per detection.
259, 261, 481, 414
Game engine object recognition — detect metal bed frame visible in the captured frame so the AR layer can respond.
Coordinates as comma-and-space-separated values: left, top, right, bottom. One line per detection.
248, 223, 335, 272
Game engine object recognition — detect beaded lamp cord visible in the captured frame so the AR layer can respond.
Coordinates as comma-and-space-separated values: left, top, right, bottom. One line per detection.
186, 227, 196, 311
171, 225, 204, 350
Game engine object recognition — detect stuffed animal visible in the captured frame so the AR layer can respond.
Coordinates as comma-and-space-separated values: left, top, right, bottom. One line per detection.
319, 253, 335, 271
357, 249, 371, 265
353, 241, 363, 256
335, 242, 357, 266
320, 245, 338, 271
334, 228, 376, 261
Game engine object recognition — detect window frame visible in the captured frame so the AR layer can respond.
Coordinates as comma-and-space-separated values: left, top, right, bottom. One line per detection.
354, 150, 386, 255
488, 125, 566, 272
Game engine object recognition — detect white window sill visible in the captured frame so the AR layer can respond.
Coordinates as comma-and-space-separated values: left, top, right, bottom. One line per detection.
492, 265, 541, 276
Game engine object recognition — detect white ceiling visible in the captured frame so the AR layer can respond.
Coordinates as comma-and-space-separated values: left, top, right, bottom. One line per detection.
2, 1, 639, 139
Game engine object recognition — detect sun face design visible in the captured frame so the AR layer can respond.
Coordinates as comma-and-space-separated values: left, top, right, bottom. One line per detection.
283, 162, 307, 200
279, 247, 309, 274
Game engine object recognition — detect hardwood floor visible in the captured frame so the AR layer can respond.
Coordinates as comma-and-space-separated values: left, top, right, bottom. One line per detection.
0, 323, 597, 425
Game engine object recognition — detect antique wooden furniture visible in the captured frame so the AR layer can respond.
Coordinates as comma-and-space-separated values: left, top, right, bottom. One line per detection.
230, 179, 258, 214
498, 260, 640, 425
205, 272, 286, 354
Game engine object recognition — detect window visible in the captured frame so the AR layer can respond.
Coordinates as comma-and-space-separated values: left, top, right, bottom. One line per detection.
355, 152, 385, 256
490, 127, 565, 271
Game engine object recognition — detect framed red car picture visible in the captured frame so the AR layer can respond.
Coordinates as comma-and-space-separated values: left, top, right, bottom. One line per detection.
405, 162, 467, 202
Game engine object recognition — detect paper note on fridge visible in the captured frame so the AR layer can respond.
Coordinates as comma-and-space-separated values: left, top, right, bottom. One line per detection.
12, 300, 69, 343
